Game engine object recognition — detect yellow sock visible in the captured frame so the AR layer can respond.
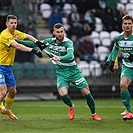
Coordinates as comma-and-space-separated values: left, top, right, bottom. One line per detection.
0, 101, 5, 110
5, 96, 14, 110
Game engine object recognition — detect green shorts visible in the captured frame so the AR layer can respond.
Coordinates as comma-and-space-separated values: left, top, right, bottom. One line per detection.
56, 65, 88, 90
121, 65, 133, 80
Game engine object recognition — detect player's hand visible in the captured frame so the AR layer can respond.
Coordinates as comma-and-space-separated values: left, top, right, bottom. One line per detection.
35, 41, 47, 50
52, 56, 60, 61
108, 61, 115, 72
31, 48, 43, 58
113, 65, 119, 70
102, 61, 109, 71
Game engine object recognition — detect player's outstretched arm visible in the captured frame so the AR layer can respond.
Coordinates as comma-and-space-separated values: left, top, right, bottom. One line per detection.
103, 46, 119, 72
19, 40, 48, 50
18, 40, 37, 47
11, 40, 43, 58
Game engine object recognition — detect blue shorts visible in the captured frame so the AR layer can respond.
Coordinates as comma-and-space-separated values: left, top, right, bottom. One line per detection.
0, 65, 16, 87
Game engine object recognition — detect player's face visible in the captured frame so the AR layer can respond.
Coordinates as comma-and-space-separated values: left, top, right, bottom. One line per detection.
6, 19, 17, 33
122, 19, 133, 32
53, 27, 65, 41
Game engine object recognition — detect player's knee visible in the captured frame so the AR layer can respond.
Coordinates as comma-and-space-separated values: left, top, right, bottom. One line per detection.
8, 88, 17, 95
80, 86, 90, 96
120, 82, 128, 91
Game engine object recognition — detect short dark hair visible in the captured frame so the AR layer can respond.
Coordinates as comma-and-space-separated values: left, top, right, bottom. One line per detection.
6, 14, 17, 22
122, 14, 133, 23
54, 23, 63, 29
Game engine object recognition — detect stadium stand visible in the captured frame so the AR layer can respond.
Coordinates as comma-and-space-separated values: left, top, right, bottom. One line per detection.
12, 62, 24, 80
2, 0, 132, 100
23, 62, 35, 79
34, 62, 47, 79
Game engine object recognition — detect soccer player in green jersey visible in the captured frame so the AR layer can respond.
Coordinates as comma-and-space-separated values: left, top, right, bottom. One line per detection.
19, 23, 101, 121
103, 14, 133, 120
0, 14, 43, 120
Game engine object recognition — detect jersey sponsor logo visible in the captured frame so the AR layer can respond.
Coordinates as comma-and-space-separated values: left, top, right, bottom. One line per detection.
75, 77, 85, 85
0, 74, 2, 78
119, 47, 133, 51
57, 83, 60, 88
7, 37, 13, 42
122, 99, 126, 103
119, 41, 133, 47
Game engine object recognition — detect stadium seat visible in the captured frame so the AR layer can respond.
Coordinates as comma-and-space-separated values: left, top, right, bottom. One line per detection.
95, 17, 103, 32
23, 62, 34, 79
90, 61, 102, 77
129, 0, 133, 3
95, 17, 102, 24
90, 31, 100, 46
95, 24, 103, 32
40, 3, 52, 19
64, 24, 70, 31
101, 38, 111, 47
77, 61, 90, 77
117, 3, 125, 10
125, 3, 133, 15
62, 17, 70, 31
97, 46, 109, 62
12, 62, 23, 80
99, 31, 111, 47
63, 3, 72, 16
34, 62, 46, 79
45, 62, 56, 79
110, 31, 120, 41
99, 31, 110, 40
120, 0, 129, 4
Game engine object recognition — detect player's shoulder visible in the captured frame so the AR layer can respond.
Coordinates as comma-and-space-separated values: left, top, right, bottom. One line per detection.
1, 29, 11, 38
45, 37, 53, 41
14, 29, 24, 35
1, 29, 9, 35
63, 37, 73, 44
116, 32, 124, 41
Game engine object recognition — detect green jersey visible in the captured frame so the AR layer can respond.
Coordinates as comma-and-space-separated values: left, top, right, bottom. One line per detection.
108, 32, 133, 68
42, 37, 77, 69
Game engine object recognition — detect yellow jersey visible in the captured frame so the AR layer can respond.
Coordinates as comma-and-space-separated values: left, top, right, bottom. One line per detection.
114, 56, 118, 66
0, 29, 26, 66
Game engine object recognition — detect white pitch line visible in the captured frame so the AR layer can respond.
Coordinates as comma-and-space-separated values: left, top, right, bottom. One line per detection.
16, 104, 125, 108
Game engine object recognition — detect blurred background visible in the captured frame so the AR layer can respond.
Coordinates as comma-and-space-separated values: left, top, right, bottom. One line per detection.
0, 0, 133, 100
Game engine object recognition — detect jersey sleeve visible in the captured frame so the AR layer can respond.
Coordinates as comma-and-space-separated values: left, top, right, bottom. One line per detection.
111, 43, 119, 60
107, 39, 119, 62
15, 30, 26, 40
60, 48, 74, 61
59, 41, 74, 62
1, 33, 15, 47
18, 40, 37, 47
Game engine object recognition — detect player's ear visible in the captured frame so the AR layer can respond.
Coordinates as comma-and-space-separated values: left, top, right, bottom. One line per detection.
6, 22, 8, 27
122, 24, 124, 31
52, 30, 55, 36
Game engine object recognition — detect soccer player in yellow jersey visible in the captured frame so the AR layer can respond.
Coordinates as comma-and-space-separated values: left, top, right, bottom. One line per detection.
0, 14, 44, 120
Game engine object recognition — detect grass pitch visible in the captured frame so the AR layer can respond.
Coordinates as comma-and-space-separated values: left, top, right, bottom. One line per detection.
0, 99, 133, 133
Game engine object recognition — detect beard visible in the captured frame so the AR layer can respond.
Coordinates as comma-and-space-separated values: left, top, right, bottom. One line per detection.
56, 36, 64, 41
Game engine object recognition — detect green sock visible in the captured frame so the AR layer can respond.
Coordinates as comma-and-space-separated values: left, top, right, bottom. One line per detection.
84, 93, 95, 114
120, 90, 131, 112
60, 95, 73, 108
